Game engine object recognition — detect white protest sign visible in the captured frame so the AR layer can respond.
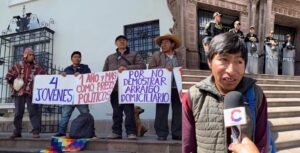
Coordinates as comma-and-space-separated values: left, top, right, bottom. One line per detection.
33, 71, 118, 105
118, 69, 172, 104
173, 67, 183, 101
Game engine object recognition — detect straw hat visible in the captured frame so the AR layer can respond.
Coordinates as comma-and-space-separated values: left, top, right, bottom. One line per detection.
155, 34, 181, 49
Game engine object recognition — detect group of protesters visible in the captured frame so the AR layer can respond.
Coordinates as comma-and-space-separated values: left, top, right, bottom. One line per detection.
202, 12, 296, 75
6, 34, 183, 141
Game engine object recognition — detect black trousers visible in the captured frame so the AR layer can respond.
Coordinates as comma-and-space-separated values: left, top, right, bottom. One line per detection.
13, 95, 41, 134
110, 91, 136, 135
154, 89, 182, 138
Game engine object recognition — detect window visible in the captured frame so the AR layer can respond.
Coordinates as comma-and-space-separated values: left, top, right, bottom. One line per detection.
13, 43, 50, 68
8, 0, 36, 7
124, 20, 160, 63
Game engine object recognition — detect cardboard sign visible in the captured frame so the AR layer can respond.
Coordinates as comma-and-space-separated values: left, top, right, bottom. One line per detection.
33, 71, 118, 105
173, 67, 182, 101
118, 69, 172, 104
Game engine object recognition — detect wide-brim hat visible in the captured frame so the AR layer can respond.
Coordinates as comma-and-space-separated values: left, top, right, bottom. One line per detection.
155, 34, 181, 49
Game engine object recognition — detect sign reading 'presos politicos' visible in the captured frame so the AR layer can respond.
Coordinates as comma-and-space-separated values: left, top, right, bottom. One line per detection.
33, 71, 118, 105
118, 69, 172, 104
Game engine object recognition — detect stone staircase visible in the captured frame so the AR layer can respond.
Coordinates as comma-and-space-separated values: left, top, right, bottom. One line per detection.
182, 69, 300, 152
0, 133, 181, 153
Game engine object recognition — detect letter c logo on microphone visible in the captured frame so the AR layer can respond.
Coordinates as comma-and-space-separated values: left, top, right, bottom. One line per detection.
231, 109, 242, 122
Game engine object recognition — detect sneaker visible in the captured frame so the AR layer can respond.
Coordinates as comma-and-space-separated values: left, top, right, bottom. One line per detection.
127, 134, 137, 140
107, 133, 122, 139
32, 133, 40, 138
53, 133, 66, 137
9, 133, 21, 139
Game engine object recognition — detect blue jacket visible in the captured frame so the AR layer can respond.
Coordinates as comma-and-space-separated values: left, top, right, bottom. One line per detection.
64, 64, 91, 74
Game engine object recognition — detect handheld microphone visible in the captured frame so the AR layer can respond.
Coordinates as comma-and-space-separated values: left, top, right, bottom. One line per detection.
223, 91, 247, 144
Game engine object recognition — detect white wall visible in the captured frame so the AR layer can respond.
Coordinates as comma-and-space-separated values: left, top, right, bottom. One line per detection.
0, 0, 173, 119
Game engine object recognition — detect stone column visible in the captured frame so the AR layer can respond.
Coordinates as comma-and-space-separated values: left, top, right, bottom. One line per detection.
240, 12, 249, 34
249, 0, 260, 26
167, 0, 187, 68
183, 0, 198, 69
257, 0, 274, 73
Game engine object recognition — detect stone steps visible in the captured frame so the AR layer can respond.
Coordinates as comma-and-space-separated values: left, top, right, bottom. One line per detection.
182, 69, 300, 80
268, 107, 300, 118
273, 130, 300, 151
0, 134, 181, 153
270, 117, 300, 132
268, 98, 300, 107
0, 147, 132, 153
183, 81, 300, 91
277, 147, 300, 153
264, 91, 300, 98
182, 75, 300, 85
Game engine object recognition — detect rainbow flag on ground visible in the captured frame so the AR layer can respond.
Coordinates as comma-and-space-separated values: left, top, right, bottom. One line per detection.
39, 137, 89, 153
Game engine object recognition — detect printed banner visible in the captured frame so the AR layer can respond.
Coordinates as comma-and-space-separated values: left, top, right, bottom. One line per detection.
118, 69, 172, 104
33, 71, 118, 105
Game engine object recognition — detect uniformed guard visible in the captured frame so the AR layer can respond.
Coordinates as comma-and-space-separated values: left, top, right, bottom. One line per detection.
264, 31, 279, 75
229, 20, 244, 39
245, 26, 259, 74
202, 12, 224, 70
204, 12, 225, 38
282, 34, 295, 75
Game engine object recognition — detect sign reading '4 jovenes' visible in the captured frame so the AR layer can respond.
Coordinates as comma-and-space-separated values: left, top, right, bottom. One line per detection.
33, 71, 118, 105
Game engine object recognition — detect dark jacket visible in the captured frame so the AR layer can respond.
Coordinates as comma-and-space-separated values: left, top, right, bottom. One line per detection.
103, 49, 146, 91
282, 41, 295, 50
204, 21, 225, 37
64, 64, 91, 74
245, 33, 259, 43
229, 28, 244, 39
103, 49, 146, 72
264, 36, 278, 46
6, 61, 46, 96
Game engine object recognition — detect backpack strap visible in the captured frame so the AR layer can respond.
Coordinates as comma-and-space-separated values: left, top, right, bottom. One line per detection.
246, 86, 256, 142
247, 86, 277, 153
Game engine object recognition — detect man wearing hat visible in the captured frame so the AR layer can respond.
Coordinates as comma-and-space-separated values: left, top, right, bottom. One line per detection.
6, 48, 46, 139
229, 20, 244, 39
149, 34, 183, 141
103, 35, 146, 140
282, 34, 296, 75
245, 26, 259, 43
204, 12, 225, 38
264, 31, 279, 74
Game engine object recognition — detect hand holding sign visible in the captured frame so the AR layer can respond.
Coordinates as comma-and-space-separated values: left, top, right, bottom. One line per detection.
33, 71, 118, 105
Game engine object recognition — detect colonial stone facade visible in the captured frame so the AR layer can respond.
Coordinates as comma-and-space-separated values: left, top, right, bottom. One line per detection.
168, 0, 300, 74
